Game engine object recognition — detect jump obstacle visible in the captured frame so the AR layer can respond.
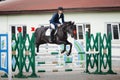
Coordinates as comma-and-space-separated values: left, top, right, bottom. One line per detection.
85, 32, 116, 74
11, 28, 38, 78
0, 28, 116, 78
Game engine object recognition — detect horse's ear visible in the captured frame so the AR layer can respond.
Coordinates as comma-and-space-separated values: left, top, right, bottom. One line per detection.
72, 22, 74, 25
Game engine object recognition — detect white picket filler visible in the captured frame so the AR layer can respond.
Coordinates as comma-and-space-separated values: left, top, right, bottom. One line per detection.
35, 44, 61, 72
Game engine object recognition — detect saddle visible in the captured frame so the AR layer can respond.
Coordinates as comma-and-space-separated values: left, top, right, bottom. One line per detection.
45, 28, 57, 36
45, 28, 51, 36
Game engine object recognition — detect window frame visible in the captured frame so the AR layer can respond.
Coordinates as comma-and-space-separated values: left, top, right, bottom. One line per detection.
76, 24, 84, 39
106, 22, 120, 40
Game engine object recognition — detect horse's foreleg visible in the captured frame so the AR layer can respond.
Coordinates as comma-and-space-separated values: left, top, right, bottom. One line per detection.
66, 41, 72, 56
61, 44, 66, 54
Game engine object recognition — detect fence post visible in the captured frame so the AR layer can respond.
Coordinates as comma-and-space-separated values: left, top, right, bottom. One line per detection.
85, 32, 89, 73
107, 33, 114, 73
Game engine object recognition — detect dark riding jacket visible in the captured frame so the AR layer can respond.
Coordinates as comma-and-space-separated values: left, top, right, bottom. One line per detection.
50, 13, 65, 28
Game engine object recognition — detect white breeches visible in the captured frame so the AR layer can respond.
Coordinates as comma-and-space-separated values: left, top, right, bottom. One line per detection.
50, 24, 55, 29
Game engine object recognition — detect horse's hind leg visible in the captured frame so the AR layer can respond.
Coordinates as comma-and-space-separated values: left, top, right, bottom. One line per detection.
36, 44, 39, 52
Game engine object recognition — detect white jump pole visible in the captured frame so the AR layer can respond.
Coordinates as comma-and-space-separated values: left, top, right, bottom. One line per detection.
8, 28, 12, 80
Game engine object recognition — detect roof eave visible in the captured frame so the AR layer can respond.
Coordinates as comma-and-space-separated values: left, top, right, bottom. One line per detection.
0, 6, 120, 15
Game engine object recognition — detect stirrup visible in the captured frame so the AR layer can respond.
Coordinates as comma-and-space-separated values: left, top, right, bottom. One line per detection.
49, 37, 54, 42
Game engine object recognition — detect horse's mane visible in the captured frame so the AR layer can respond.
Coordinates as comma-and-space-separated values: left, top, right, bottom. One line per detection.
59, 21, 73, 30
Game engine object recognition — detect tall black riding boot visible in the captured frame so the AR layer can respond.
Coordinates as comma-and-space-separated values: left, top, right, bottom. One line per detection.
50, 29, 55, 42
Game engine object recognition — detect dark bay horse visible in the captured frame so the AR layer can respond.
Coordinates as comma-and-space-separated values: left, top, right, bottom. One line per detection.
35, 22, 76, 56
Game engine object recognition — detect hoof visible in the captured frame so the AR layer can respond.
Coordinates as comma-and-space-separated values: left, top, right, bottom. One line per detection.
66, 53, 70, 56
61, 50, 65, 54
35, 53, 37, 56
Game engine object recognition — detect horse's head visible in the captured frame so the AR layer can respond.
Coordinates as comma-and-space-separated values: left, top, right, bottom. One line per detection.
62, 21, 76, 39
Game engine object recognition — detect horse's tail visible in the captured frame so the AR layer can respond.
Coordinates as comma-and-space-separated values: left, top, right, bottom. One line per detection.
34, 26, 44, 37
34, 28, 39, 37
34, 27, 41, 45
34, 27, 44, 44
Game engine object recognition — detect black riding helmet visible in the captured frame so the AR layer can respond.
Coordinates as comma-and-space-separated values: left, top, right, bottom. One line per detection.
58, 7, 64, 11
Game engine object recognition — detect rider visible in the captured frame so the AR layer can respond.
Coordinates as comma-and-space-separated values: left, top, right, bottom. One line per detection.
49, 7, 65, 42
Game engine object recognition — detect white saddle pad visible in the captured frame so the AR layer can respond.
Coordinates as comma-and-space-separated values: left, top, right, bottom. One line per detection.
45, 28, 51, 36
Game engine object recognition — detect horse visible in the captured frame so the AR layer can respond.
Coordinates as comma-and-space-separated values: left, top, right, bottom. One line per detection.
34, 21, 76, 56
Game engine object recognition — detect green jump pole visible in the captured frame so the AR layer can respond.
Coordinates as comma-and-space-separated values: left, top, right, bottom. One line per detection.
107, 33, 116, 74
85, 32, 89, 73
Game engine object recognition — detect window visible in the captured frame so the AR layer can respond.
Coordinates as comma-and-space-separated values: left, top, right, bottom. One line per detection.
11, 25, 27, 38
76, 23, 91, 40
78, 25, 83, 39
113, 25, 119, 39
107, 24, 111, 35
106, 23, 120, 40
11, 26, 16, 35
23, 26, 27, 38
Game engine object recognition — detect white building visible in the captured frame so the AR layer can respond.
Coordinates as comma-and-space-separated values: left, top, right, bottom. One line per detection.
0, 0, 120, 59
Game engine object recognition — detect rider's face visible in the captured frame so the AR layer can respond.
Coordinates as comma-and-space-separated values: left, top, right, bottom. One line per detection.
58, 10, 63, 14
